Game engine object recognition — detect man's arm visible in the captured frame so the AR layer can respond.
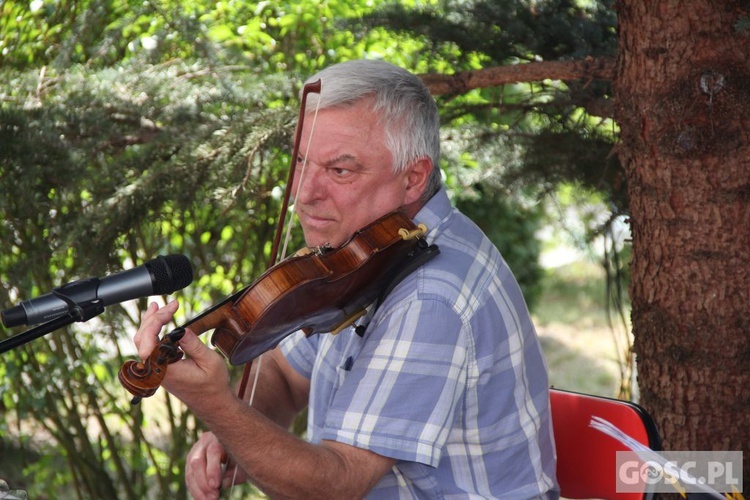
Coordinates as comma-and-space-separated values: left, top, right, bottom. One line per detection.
197, 374, 396, 498
240, 346, 310, 428
135, 301, 396, 499
183, 346, 309, 497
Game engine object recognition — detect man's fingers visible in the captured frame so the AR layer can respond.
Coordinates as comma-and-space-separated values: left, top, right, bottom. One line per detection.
206, 436, 226, 466
133, 302, 157, 349
186, 432, 225, 499
157, 328, 231, 409
205, 436, 227, 490
174, 328, 211, 362
134, 300, 179, 360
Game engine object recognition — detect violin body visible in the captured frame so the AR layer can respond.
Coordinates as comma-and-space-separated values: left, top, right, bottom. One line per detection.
215, 210, 434, 364
185, 210, 434, 364
119, 210, 438, 400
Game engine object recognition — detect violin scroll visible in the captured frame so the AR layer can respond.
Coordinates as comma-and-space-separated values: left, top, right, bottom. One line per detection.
119, 327, 186, 404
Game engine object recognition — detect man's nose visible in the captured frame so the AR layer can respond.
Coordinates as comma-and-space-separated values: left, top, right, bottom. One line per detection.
293, 163, 324, 204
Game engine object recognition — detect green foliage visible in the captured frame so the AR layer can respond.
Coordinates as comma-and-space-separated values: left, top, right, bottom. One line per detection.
361, 0, 627, 324
356, 0, 624, 212
355, 0, 617, 65
0, 57, 302, 496
0, 0, 418, 76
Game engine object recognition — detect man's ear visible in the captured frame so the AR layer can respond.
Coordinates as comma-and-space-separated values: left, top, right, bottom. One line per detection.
403, 157, 433, 205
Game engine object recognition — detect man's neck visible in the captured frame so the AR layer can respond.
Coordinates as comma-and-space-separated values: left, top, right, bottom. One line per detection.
401, 199, 426, 219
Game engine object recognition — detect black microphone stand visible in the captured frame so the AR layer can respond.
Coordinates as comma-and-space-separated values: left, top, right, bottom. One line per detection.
0, 299, 105, 354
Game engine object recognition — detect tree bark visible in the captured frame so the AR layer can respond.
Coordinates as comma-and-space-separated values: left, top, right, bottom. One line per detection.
614, 0, 750, 476
417, 4, 750, 472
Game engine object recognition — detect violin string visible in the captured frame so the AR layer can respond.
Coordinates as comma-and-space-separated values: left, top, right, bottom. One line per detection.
229, 90, 321, 498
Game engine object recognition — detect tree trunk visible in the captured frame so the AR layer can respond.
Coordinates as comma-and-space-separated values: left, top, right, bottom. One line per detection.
614, 0, 750, 476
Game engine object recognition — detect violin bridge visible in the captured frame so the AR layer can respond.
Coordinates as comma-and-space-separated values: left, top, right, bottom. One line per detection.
398, 223, 428, 241
292, 243, 331, 258
293, 247, 314, 257
330, 308, 367, 335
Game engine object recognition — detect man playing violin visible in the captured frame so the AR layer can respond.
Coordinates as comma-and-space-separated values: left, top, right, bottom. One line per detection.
134, 59, 558, 499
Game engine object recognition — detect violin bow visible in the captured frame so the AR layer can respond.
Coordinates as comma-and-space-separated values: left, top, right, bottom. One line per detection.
234, 78, 321, 402
225, 79, 322, 495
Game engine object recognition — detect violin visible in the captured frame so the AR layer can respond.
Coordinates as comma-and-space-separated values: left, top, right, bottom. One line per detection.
118, 211, 438, 402
118, 80, 439, 403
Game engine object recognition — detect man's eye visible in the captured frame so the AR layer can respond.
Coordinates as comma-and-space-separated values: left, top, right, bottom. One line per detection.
333, 168, 349, 176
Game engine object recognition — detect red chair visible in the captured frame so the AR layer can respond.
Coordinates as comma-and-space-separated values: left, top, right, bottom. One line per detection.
550, 388, 662, 500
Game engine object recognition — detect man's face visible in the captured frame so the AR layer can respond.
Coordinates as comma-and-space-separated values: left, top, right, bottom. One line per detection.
292, 99, 425, 248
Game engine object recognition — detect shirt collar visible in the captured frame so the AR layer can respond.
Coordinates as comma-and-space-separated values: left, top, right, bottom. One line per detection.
413, 187, 452, 244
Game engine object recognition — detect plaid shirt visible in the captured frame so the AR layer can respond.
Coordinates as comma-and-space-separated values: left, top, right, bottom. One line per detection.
282, 188, 558, 499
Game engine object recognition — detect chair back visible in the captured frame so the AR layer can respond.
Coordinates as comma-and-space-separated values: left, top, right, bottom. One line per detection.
550, 388, 661, 500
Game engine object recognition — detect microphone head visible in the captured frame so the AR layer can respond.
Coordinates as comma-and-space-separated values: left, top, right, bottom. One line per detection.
148, 254, 194, 294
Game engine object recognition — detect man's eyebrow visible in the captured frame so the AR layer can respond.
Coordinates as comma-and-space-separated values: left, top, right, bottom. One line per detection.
322, 154, 360, 168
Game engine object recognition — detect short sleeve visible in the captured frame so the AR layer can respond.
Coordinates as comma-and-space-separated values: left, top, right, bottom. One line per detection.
320, 298, 468, 467
280, 329, 319, 380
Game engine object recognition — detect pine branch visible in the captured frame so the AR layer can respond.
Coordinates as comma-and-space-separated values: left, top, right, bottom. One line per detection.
419, 56, 616, 96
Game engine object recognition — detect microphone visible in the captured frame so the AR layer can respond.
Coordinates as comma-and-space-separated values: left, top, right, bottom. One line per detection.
1, 254, 194, 328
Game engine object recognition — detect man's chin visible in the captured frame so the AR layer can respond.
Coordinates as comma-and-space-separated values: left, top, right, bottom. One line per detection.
302, 232, 334, 249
